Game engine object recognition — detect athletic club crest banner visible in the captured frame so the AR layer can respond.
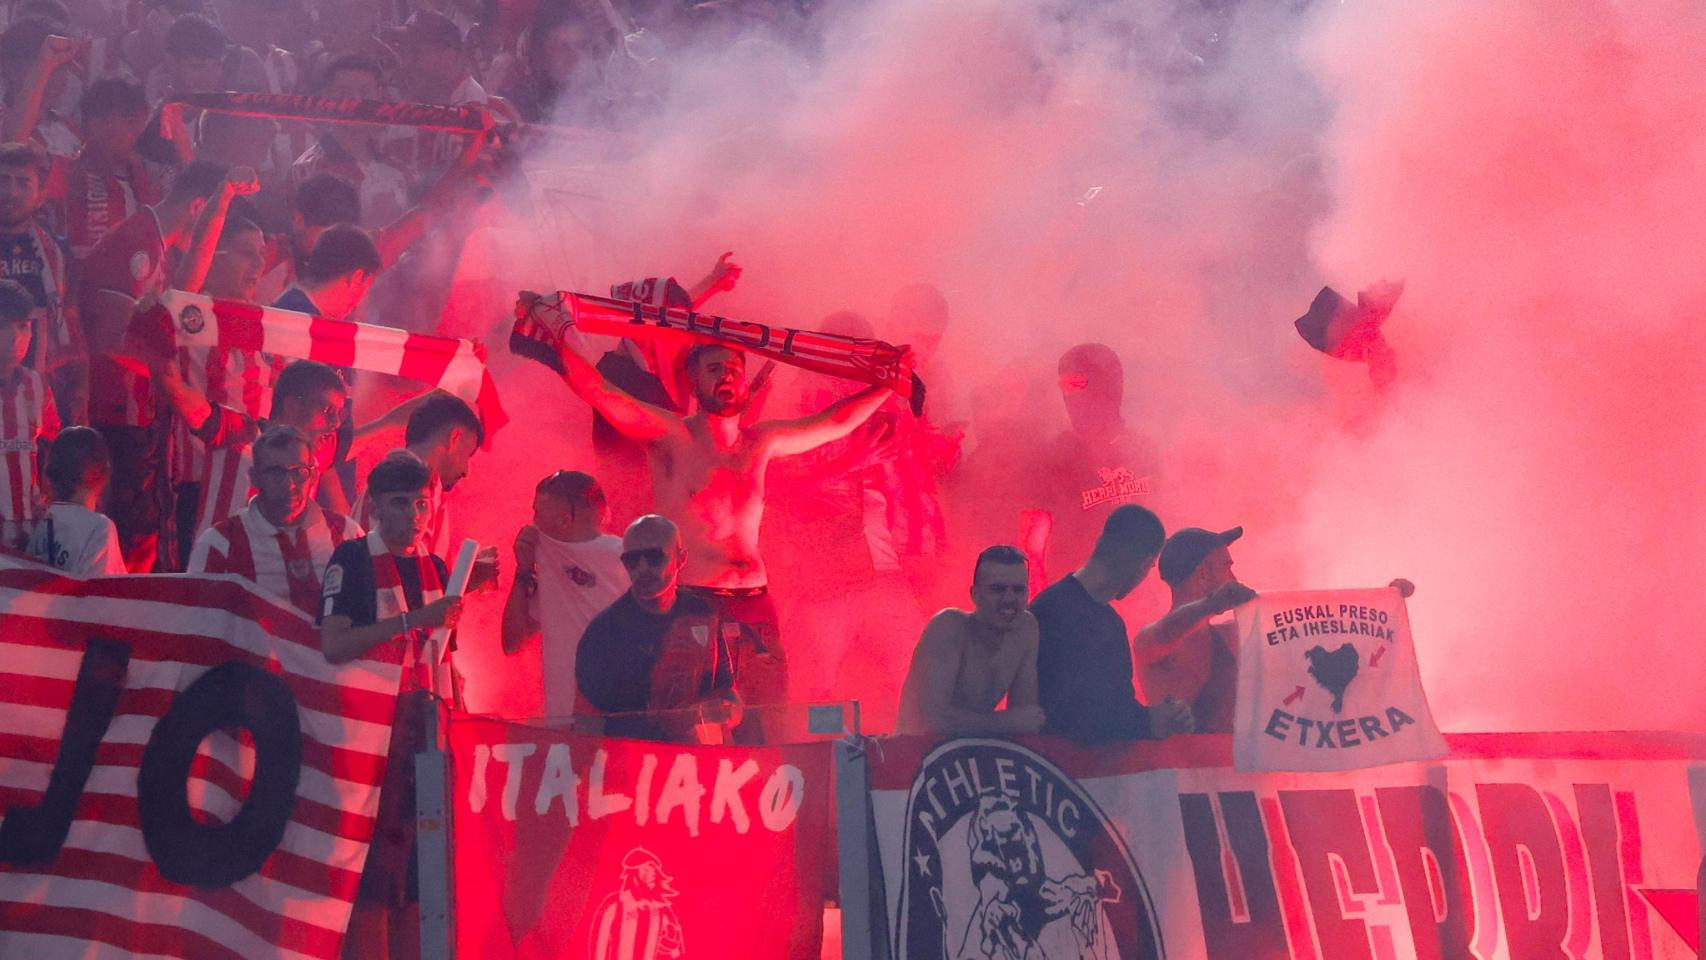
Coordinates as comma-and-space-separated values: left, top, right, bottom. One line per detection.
1232, 587, 1446, 772
867, 733, 1706, 960
448, 717, 835, 960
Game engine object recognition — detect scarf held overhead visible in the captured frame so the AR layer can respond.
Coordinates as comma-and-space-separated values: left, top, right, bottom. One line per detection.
512, 289, 926, 415
175, 91, 494, 132
132, 291, 507, 435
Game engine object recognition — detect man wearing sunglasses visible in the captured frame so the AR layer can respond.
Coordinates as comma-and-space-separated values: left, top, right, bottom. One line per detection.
575, 514, 741, 743
188, 423, 364, 615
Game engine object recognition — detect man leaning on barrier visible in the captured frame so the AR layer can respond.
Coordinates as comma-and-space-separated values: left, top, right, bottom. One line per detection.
1032, 504, 1195, 744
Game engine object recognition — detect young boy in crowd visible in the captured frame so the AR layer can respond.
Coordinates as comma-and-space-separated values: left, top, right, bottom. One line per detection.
319, 451, 463, 960
26, 425, 124, 575
0, 278, 60, 548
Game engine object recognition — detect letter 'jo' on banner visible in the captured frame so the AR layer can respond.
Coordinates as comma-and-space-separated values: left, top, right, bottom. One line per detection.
1233, 587, 1446, 772
449, 718, 835, 960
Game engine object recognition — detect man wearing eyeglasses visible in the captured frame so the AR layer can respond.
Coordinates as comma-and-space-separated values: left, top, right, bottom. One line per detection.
188, 423, 364, 615
575, 514, 741, 742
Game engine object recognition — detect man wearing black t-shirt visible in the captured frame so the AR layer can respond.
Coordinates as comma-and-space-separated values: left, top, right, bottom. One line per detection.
319, 451, 462, 960
1031, 504, 1193, 744
577, 514, 741, 742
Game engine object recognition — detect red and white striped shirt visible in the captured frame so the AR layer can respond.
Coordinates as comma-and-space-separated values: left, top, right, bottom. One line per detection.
66, 153, 164, 261
354, 471, 449, 558
169, 346, 286, 484
0, 367, 61, 547
188, 498, 363, 615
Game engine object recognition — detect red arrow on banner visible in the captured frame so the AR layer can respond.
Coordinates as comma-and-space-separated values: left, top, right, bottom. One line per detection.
1637, 888, 1700, 954
1370, 646, 1388, 667
1283, 686, 1305, 706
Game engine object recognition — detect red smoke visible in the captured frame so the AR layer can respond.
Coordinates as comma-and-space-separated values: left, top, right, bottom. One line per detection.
429, 0, 1704, 734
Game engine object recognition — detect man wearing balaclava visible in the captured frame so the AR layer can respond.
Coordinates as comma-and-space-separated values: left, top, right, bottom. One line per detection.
1019, 343, 1164, 598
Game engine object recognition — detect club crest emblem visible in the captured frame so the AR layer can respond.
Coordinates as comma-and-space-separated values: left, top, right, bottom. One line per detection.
179, 303, 206, 334
894, 739, 1163, 959
588, 847, 684, 960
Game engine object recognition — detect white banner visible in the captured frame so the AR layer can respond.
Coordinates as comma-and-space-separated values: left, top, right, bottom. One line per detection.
868, 733, 1706, 960
1233, 587, 1446, 772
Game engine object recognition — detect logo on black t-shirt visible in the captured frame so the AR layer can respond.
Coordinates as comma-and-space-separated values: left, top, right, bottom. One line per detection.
893, 739, 1163, 959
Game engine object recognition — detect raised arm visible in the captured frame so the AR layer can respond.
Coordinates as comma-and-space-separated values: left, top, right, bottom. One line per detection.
762, 382, 895, 459
172, 166, 259, 293
903, 614, 1044, 737
1, 36, 78, 146
1133, 582, 1256, 666
500, 526, 541, 655
553, 330, 680, 442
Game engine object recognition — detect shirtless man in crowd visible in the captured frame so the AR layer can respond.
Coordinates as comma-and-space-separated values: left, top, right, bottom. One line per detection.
897, 545, 1045, 736
545, 325, 912, 715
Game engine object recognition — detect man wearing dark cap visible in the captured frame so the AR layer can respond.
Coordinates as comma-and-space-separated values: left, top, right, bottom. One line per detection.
1134, 527, 1258, 734
1031, 504, 1193, 744
1020, 343, 1165, 598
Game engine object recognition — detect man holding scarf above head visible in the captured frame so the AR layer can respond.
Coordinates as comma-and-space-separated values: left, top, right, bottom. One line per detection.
547, 316, 912, 736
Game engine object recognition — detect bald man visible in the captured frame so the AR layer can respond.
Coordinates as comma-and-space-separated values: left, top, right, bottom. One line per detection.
574, 515, 741, 742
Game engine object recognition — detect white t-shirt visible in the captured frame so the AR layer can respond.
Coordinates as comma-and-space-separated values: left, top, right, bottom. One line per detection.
531, 532, 628, 718
25, 503, 126, 576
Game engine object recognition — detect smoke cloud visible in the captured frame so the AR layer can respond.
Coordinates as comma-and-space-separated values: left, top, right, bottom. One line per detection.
433, 0, 1703, 733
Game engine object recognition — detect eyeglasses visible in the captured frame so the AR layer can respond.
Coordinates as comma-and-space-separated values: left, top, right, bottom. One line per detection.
620, 548, 669, 570
255, 465, 314, 483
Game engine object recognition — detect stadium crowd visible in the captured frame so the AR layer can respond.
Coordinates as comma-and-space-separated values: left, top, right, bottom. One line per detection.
0, 1, 1409, 955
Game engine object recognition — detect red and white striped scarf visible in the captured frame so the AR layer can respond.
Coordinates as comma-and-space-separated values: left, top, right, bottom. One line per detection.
366, 530, 445, 693
195, 500, 359, 615
135, 291, 507, 436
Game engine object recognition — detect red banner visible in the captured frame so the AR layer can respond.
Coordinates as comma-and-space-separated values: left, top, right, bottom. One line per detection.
449, 717, 836, 960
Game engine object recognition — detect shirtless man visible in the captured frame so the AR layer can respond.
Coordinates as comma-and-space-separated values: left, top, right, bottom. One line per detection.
897, 545, 1045, 736
549, 328, 912, 711
1134, 527, 1257, 734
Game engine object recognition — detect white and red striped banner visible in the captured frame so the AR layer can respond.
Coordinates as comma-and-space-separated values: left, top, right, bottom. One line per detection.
137, 291, 507, 436
0, 553, 402, 959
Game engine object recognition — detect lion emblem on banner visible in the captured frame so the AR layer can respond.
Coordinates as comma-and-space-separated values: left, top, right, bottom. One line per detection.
954, 793, 1123, 959
895, 741, 1162, 960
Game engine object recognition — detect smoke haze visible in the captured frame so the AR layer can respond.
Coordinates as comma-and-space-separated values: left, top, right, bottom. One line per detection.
435, 0, 1705, 733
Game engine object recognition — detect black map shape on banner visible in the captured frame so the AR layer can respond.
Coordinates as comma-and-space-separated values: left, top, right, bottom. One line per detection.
1304, 644, 1359, 714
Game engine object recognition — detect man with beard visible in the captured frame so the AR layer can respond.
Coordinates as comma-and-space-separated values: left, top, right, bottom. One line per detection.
552, 332, 910, 722
576, 514, 740, 743
589, 848, 685, 960
1020, 343, 1164, 599
897, 545, 1044, 736
188, 424, 364, 615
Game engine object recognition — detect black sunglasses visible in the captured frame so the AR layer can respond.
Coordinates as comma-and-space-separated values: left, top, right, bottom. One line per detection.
620, 548, 669, 570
